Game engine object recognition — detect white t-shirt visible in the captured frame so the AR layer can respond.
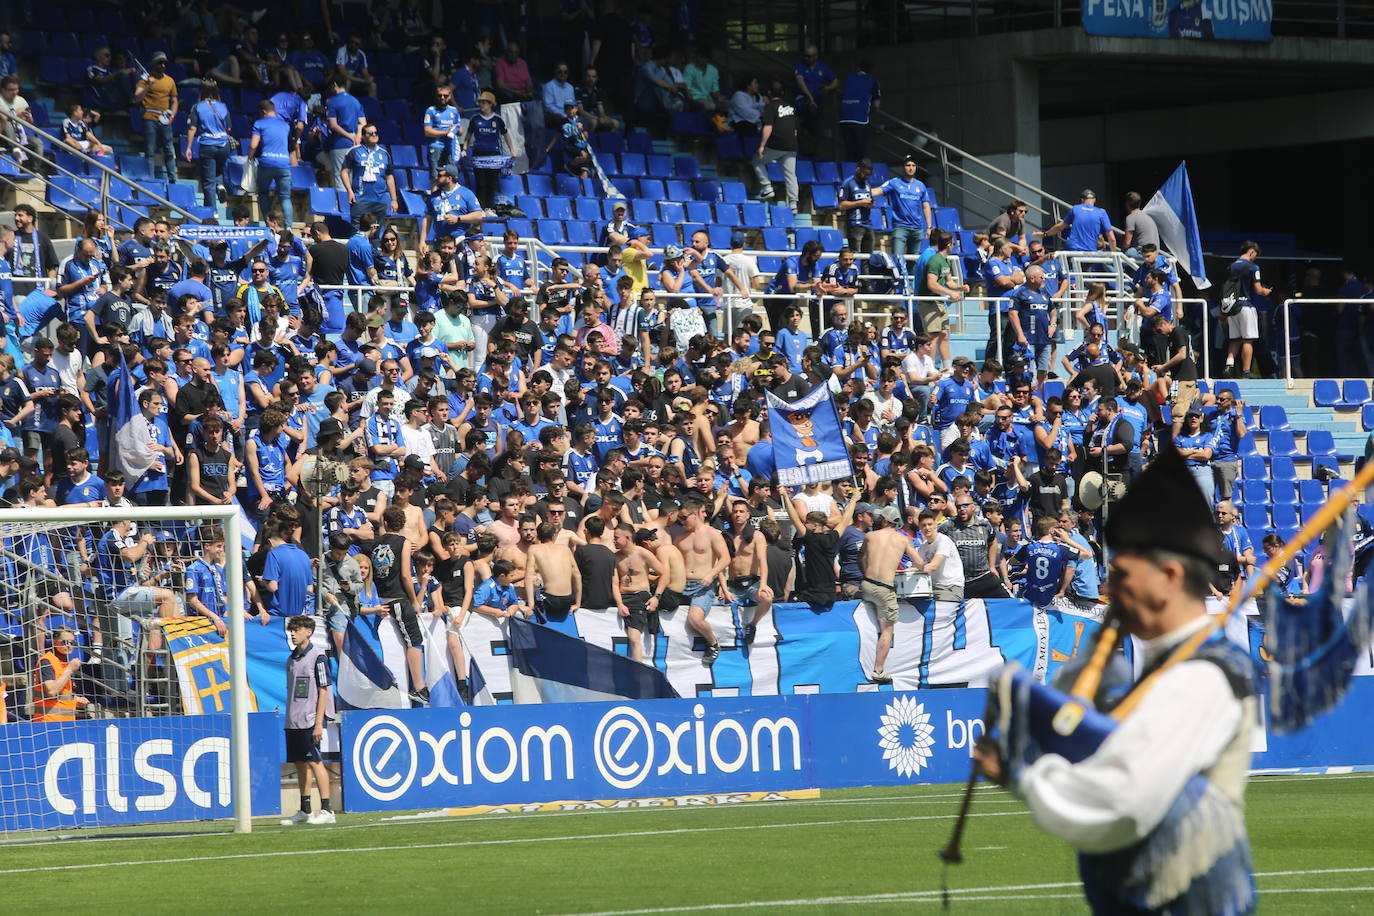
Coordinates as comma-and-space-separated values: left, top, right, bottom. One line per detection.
723, 251, 760, 314
401, 423, 437, 465
919, 531, 963, 590
901, 351, 938, 384
51, 348, 88, 395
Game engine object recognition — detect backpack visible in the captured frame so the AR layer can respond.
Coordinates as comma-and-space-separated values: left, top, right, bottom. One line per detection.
1220, 268, 1247, 316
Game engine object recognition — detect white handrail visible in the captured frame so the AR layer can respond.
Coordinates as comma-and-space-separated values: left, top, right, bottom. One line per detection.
1280, 299, 1368, 389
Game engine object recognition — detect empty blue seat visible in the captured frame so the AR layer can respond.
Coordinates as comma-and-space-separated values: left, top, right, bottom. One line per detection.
617, 153, 646, 176
1363, 405, 1374, 431
554, 174, 582, 197
795, 160, 816, 183
814, 161, 840, 184
818, 228, 844, 251
663, 179, 691, 201
526, 174, 554, 197
400, 190, 428, 216
770, 204, 795, 227
119, 155, 153, 180
1042, 380, 1065, 400
1299, 479, 1326, 503
516, 195, 544, 217
714, 134, 746, 162
740, 202, 768, 227
1270, 457, 1297, 480
1306, 430, 1347, 458
637, 178, 666, 200
506, 218, 534, 237
564, 221, 595, 246
714, 203, 740, 226
536, 219, 566, 243
693, 180, 722, 202
392, 146, 419, 169
685, 201, 713, 223
1241, 456, 1267, 479
761, 227, 789, 251
810, 184, 838, 209
309, 188, 341, 217
1301, 502, 1326, 525
498, 174, 524, 197
1258, 405, 1289, 431
592, 131, 625, 155
1242, 504, 1269, 530
1313, 379, 1341, 407
167, 183, 196, 211
673, 155, 700, 179
574, 197, 602, 221
708, 225, 733, 249
627, 131, 654, 155
544, 197, 574, 220
630, 199, 659, 223
1272, 505, 1300, 530
1342, 379, 1370, 405
720, 182, 747, 204
1270, 480, 1298, 505
1239, 480, 1267, 504
794, 227, 819, 247
1266, 430, 1299, 458
933, 206, 962, 232
646, 154, 671, 177
651, 223, 678, 247
659, 201, 685, 224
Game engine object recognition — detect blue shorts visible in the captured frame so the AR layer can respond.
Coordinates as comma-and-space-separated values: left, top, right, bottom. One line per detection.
683, 579, 716, 611
1031, 343, 1053, 372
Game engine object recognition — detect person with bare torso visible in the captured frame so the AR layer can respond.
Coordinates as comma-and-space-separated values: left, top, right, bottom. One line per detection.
487, 493, 522, 548
639, 526, 686, 616
391, 473, 429, 550
497, 514, 538, 593
673, 496, 731, 665
526, 521, 581, 617
860, 514, 923, 683
577, 492, 623, 548
613, 524, 666, 661
723, 400, 761, 465
723, 500, 775, 643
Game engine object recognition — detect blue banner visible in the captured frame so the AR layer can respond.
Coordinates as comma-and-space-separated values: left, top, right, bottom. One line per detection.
0, 712, 282, 832
175, 224, 272, 241
766, 383, 854, 486
1083, 0, 1272, 42
341, 678, 1374, 812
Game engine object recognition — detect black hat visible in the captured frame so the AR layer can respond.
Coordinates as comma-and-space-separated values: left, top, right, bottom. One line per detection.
1105, 448, 1228, 565
317, 417, 346, 439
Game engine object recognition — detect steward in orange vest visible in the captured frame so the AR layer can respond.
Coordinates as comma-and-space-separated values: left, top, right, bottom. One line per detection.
33, 631, 89, 722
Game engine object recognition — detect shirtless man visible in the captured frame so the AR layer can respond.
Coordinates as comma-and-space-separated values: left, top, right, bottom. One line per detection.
525, 521, 581, 618
577, 493, 622, 548
391, 471, 429, 550
673, 496, 731, 665
860, 513, 924, 684
497, 514, 538, 593
638, 526, 686, 621
487, 494, 523, 548
613, 524, 666, 661
723, 500, 774, 643
722, 398, 761, 466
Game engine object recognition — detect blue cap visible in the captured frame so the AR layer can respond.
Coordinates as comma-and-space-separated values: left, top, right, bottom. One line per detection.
730, 231, 746, 247
154, 530, 175, 542
630, 225, 650, 238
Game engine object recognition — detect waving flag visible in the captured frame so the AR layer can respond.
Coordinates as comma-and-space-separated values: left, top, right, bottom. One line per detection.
108, 349, 156, 481
1143, 161, 1210, 289
336, 617, 406, 709
506, 616, 678, 703
766, 383, 855, 486
420, 614, 462, 707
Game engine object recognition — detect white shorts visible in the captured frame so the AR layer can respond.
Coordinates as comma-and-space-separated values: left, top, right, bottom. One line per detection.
113, 586, 157, 617
1226, 306, 1258, 340
938, 424, 962, 450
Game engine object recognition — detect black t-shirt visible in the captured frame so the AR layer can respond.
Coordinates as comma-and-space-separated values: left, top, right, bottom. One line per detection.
766, 542, 791, 600
576, 543, 618, 608
762, 99, 798, 152
770, 374, 811, 402
498, 316, 544, 359
369, 532, 409, 600
1028, 469, 1067, 520
796, 529, 838, 604
51, 423, 82, 478
1164, 325, 1198, 382
309, 240, 349, 285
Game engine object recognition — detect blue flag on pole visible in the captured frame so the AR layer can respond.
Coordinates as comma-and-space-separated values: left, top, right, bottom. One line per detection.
1143, 161, 1210, 289
108, 349, 156, 482
765, 383, 855, 486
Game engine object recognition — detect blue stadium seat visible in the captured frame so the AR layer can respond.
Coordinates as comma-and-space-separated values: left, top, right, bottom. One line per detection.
673, 155, 700, 179
693, 180, 722, 202
627, 131, 653, 155
119, 155, 153, 180
536, 219, 566, 243
1272, 505, 1300, 530
740, 202, 767, 227
714, 134, 746, 162
1313, 379, 1341, 407
1342, 379, 1370, 406
934, 206, 962, 232
794, 227, 819, 247
1363, 404, 1374, 431
290, 164, 316, 190
506, 218, 534, 237
526, 174, 554, 197
814, 161, 840, 184
637, 178, 666, 201
516, 195, 544, 218
592, 131, 625, 155
651, 223, 678, 247
48, 32, 80, 57
1270, 480, 1298, 505
757, 256, 781, 276
544, 197, 574, 220
1258, 405, 1290, 431
714, 203, 740, 226
1301, 503, 1325, 525
761, 227, 789, 251
795, 160, 816, 184
646, 154, 671, 177
1269, 457, 1297, 480
1242, 504, 1268, 530
818, 228, 844, 251
1266, 430, 1300, 458
392, 146, 419, 169
685, 201, 713, 224
1042, 380, 1065, 400
665, 179, 692, 201
810, 184, 838, 209
575, 197, 602, 221
770, 204, 795, 227
498, 175, 524, 197
1306, 430, 1349, 459
630, 199, 659, 223
400, 190, 428, 216
708, 225, 733, 249
1241, 456, 1267, 480
564, 221, 595, 246
309, 188, 342, 217
1239, 480, 1267, 504
1299, 479, 1326, 503
1312, 456, 1341, 480
167, 183, 196, 212
659, 201, 685, 224
555, 174, 582, 197
720, 182, 747, 204
617, 153, 646, 177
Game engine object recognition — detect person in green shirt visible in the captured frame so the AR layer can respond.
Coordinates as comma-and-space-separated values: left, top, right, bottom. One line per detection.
432, 289, 477, 372
915, 229, 967, 368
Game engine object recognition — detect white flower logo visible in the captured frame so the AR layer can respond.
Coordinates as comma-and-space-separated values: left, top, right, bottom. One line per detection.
877, 695, 935, 777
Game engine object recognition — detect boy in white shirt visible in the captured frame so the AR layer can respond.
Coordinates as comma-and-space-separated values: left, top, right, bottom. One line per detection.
917, 509, 964, 602
901, 332, 941, 423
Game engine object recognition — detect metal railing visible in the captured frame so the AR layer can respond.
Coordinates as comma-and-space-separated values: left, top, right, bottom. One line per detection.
1281, 299, 1366, 388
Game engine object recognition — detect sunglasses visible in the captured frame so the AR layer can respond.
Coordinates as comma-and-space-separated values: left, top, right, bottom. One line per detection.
57, 639, 77, 646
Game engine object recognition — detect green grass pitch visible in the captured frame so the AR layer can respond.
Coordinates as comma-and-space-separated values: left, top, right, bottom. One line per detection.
1, 775, 1371, 913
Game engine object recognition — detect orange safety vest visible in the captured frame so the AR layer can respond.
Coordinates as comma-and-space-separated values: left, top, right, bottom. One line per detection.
32, 650, 78, 722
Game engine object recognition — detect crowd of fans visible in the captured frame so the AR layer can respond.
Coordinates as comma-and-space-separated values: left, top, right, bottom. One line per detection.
0, 3, 1326, 714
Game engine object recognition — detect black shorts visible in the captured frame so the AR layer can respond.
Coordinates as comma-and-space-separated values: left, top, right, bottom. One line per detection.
540, 593, 576, 618
285, 727, 322, 763
622, 590, 655, 634
388, 598, 425, 648
658, 588, 685, 615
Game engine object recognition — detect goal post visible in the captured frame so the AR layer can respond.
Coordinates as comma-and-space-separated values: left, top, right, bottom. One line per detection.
0, 504, 253, 834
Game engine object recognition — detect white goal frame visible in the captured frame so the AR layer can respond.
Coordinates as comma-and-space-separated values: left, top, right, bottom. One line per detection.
0, 505, 252, 833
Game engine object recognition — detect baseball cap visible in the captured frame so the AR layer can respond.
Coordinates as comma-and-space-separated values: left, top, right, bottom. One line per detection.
154, 529, 174, 542
874, 504, 901, 525
354, 357, 377, 377
479, 90, 497, 105
317, 417, 346, 439
1185, 406, 1204, 419
442, 163, 461, 179
902, 153, 918, 164
612, 201, 627, 212
150, 51, 168, 63
365, 313, 385, 327
402, 455, 427, 474
418, 345, 441, 359
630, 225, 650, 238
730, 231, 746, 247
856, 502, 876, 516
1080, 188, 1096, 200
663, 244, 683, 260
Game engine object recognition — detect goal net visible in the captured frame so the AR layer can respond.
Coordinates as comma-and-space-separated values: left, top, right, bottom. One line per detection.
0, 505, 253, 836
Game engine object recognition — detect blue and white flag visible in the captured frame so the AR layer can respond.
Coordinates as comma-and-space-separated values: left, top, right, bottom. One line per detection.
337, 617, 406, 710
1144, 161, 1210, 289
108, 349, 156, 481
420, 614, 462, 707
506, 616, 678, 703
766, 383, 855, 486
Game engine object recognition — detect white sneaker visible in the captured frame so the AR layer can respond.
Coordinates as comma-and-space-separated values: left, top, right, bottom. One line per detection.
308, 809, 336, 825
280, 810, 310, 826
